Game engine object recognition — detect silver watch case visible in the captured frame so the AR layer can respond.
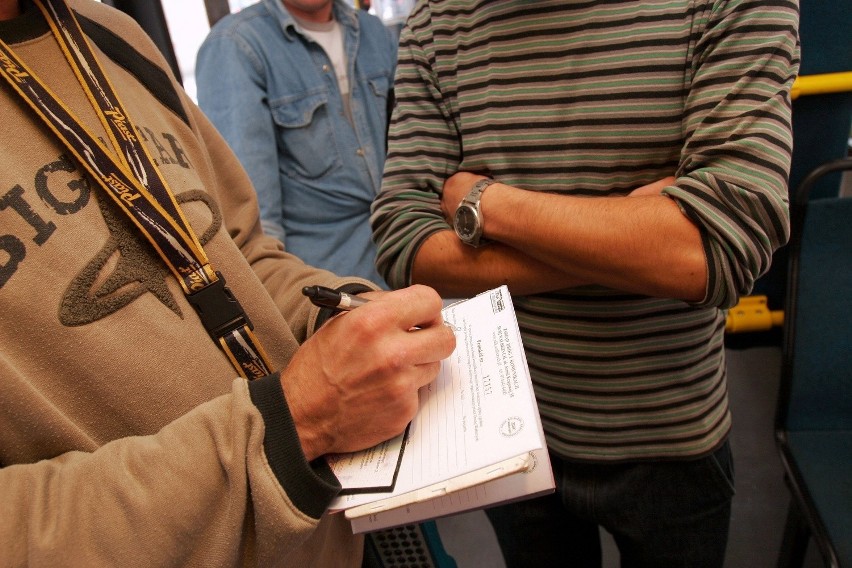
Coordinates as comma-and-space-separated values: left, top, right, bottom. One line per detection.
453, 179, 494, 247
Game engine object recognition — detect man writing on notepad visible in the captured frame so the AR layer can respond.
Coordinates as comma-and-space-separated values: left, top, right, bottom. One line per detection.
0, 0, 454, 566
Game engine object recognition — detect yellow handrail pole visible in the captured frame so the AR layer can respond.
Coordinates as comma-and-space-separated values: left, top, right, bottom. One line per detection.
791, 71, 852, 100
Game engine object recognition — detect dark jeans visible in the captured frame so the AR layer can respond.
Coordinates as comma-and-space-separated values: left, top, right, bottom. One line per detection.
485, 440, 735, 568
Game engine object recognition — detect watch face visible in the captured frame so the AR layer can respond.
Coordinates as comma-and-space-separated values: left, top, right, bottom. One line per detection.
454, 205, 480, 242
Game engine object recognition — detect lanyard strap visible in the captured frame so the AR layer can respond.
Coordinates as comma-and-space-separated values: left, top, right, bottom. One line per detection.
0, 0, 272, 379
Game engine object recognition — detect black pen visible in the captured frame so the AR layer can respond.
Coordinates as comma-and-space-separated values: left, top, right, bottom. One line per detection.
302, 285, 370, 312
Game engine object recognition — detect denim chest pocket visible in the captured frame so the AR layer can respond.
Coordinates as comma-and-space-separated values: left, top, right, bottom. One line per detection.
271, 92, 342, 180
366, 74, 391, 120
367, 74, 390, 100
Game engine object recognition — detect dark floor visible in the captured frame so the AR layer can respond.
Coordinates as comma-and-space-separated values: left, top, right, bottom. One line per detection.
720, 346, 821, 568
433, 346, 827, 567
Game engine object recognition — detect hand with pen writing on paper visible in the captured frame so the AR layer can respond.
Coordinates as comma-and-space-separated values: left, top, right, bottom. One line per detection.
280, 284, 456, 462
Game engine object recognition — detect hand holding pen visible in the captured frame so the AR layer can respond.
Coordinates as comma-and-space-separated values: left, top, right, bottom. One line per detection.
303, 285, 456, 331
281, 284, 457, 460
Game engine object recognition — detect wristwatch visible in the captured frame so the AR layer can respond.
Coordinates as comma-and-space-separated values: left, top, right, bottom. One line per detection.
453, 178, 495, 247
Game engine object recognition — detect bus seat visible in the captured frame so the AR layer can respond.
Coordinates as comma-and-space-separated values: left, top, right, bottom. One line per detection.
775, 157, 852, 568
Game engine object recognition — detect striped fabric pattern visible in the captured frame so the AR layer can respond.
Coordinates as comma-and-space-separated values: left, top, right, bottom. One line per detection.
372, 0, 799, 460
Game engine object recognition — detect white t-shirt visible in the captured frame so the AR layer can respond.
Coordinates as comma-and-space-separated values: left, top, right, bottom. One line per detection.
297, 17, 352, 120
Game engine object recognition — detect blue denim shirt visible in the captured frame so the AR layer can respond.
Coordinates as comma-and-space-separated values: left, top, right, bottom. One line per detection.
196, 0, 396, 287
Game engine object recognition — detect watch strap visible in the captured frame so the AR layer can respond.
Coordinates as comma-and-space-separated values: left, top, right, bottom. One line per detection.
464, 178, 495, 205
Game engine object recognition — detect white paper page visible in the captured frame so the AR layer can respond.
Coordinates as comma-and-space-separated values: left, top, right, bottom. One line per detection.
330, 286, 544, 511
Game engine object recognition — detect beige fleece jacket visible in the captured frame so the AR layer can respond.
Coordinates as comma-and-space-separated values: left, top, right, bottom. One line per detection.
0, 1, 373, 565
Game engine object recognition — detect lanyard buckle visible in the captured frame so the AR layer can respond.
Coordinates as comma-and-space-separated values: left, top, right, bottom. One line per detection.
187, 271, 253, 340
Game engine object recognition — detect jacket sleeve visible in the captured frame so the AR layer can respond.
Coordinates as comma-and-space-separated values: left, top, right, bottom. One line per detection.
0, 377, 338, 567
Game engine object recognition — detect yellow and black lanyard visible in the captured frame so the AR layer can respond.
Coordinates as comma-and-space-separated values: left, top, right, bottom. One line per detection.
0, 0, 272, 379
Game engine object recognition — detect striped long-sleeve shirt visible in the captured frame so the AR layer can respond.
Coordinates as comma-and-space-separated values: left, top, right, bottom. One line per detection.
372, 0, 800, 461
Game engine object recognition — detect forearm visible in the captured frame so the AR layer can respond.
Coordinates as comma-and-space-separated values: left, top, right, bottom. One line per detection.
481, 182, 707, 302
412, 229, 586, 298
0, 379, 331, 566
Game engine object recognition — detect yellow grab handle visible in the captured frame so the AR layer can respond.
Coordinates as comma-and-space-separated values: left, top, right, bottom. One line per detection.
791, 71, 852, 100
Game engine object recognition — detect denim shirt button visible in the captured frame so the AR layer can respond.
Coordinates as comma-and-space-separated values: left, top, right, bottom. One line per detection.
322, 64, 331, 73
356, 148, 365, 156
